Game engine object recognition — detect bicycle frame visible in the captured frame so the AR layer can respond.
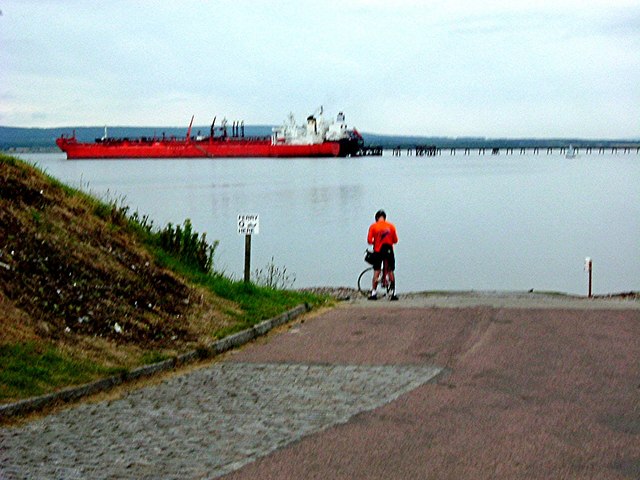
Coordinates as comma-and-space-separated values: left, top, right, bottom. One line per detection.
374, 262, 391, 289
357, 260, 393, 297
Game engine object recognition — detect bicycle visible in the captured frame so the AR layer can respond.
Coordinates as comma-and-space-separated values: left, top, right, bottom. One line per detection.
357, 249, 394, 298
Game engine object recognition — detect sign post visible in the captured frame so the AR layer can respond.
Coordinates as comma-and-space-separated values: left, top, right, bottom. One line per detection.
238, 214, 259, 283
584, 257, 593, 298
244, 234, 251, 284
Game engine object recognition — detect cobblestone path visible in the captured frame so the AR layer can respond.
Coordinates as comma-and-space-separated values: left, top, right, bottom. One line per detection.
1, 362, 442, 479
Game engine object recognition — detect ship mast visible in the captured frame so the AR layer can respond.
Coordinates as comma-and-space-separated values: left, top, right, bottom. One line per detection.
186, 115, 195, 142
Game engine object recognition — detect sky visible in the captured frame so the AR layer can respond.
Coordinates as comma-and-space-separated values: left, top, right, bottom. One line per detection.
1, 0, 639, 138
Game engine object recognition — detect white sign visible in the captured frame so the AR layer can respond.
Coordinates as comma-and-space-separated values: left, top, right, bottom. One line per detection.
238, 214, 259, 235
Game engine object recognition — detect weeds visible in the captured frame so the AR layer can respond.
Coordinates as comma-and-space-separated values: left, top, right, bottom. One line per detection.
253, 257, 296, 289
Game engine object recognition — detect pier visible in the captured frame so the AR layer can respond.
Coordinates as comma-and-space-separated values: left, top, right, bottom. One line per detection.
358, 144, 640, 157
357, 145, 384, 156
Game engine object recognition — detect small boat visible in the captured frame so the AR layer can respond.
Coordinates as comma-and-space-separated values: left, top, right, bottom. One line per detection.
56, 109, 364, 159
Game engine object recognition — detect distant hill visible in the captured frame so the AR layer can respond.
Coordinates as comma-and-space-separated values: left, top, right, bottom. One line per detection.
1, 125, 638, 151
0, 125, 274, 150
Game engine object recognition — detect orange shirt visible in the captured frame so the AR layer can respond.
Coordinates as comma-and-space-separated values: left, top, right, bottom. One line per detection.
367, 219, 398, 252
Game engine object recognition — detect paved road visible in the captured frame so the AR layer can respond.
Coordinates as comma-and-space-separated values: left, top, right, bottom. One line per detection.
1, 293, 639, 479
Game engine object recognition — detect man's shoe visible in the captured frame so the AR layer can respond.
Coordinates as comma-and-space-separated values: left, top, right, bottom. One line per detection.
390, 294, 399, 301
368, 294, 378, 301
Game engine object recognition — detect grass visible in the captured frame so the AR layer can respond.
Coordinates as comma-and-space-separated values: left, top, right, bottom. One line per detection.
0, 343, 124, 400
152, 250, 329, 338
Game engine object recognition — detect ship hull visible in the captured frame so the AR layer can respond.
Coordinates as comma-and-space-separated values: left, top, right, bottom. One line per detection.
56, 137, 360, 159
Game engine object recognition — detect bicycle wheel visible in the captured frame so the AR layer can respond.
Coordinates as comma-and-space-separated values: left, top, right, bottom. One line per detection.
357, 266, 374, 296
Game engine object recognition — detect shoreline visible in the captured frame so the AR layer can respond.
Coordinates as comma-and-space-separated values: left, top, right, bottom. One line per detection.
300, 287, 640, 309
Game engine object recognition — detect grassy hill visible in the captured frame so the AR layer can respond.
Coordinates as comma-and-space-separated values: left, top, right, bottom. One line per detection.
0, 154, 325, 403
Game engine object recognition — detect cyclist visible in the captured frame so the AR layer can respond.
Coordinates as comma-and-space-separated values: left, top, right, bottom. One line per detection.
367, 209, 398, 300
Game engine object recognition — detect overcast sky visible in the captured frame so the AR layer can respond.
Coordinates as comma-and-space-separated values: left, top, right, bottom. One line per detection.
1, 0, 638, 138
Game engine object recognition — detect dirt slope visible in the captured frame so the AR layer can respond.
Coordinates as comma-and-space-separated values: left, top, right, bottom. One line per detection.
0, 156, 234, 366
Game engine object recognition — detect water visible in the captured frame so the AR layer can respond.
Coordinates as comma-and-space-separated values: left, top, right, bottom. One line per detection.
17, 151, 640, 295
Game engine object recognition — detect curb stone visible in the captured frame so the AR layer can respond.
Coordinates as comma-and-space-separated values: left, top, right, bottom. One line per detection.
0, 303, 310, 421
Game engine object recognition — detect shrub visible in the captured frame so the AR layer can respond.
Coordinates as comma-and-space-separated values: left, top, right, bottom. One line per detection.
156, 219, 218, 273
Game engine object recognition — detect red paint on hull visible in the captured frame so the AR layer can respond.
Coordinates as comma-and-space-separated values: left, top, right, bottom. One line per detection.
56, 136, 356, 159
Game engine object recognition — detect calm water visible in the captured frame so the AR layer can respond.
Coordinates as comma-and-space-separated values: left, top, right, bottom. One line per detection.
18, 151, 640, 295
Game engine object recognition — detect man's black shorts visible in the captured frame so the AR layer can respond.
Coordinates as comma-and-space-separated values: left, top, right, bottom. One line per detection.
371, 244, 395, 271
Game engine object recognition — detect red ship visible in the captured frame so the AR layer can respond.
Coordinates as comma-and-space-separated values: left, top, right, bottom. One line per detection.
56, 109, 363, 159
